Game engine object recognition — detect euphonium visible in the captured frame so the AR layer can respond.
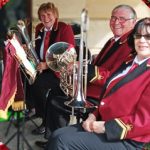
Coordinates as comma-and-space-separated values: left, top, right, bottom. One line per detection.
46, 42, 77, 96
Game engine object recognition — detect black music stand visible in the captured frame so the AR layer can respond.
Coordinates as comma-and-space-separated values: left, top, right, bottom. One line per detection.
4, 79, 34, 150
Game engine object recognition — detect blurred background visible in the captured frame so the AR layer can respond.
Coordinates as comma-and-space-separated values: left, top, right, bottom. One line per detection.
0, 0, 150, 149
0, 0, 150, 57
32, 0, 150, 55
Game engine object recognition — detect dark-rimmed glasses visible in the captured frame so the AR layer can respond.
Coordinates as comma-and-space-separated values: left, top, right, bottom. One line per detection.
110, 16, 134, 23
134, 34, 150, 40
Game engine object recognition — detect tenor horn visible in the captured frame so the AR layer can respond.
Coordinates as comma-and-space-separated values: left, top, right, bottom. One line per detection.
17, 20, 40, 66
6, 31, 37, 85
6, 20, 41, 84
16, 20, 41, 84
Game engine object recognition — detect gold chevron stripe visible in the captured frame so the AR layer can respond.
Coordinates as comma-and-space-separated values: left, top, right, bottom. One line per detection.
90, 66, 98, 83
115, 118, 133, 139
90, 66, 104, 83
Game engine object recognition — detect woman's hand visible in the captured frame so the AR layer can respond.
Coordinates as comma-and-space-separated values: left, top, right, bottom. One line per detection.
22, 44, 28, 53
37, 62, 48, 73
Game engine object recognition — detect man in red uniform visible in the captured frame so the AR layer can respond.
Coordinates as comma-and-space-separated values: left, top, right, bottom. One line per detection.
46, 17, 150, 150
87, 4, 137, 100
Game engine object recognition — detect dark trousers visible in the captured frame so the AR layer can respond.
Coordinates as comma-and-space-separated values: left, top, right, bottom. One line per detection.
44, 95, 70, 138
44, 96, 99, 139
45, 124, 144, 150
29, 69, 60, 119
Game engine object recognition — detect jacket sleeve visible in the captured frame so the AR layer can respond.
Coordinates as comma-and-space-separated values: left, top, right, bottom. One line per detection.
104, 84, 150, 141
60, 24, 75, 46
88, 64, 110, 86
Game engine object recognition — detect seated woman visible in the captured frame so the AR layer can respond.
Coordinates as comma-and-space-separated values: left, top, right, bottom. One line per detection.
45, 17, 150, 150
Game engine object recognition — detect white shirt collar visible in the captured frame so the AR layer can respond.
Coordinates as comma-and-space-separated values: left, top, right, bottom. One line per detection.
44, 26, 53, 32
112, 36, 120, 42
133, 56, 150, 65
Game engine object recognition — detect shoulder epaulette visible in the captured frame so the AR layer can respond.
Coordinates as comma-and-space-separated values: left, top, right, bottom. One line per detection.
125, 52, 136, 64
147, 58, 150, 67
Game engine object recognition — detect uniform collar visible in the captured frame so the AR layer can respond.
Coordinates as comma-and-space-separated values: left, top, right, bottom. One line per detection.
40, 20, 58, 32
134, 56, 150, 65
112, 30, 132, 44
119, 30, 132, 45
44, 26, 53, 32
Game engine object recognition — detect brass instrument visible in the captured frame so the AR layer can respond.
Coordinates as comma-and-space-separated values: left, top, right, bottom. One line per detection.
65, 9, 94, 109
46, 42, 77, 96
46, 9, 96, 124
16, 20, 40, 84
6, 20, 40, 84
17, 20, 40, 66
6, 32, 37, 85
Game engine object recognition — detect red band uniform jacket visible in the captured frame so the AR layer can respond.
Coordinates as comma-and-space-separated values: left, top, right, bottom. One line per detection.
93, 59, 150, 143
87, 31, 136, 100
34, 21, 75, 78
35, 21, 75, 62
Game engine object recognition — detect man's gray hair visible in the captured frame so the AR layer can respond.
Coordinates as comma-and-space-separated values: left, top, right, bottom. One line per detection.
112, 4, 137, 19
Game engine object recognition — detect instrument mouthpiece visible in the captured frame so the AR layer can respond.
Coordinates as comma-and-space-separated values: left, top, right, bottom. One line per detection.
81, 8, 89, 32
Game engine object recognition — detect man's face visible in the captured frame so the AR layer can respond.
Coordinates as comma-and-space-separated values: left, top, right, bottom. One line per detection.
40, 9, 56, 29
109, 8, 136, 37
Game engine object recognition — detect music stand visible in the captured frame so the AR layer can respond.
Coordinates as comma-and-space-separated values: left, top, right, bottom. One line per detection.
4, 78, 33, 150
3, 24, 38, 150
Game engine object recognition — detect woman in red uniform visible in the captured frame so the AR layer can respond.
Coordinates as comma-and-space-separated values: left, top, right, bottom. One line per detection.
29, 2, 75, 135
45, 17, 150, 150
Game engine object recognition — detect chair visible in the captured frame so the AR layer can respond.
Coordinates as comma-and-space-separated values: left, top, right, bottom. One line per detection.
51, 95, 98, 124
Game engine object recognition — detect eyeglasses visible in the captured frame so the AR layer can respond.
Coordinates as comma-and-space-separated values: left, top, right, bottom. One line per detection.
110, 16, 134, 23
134, 34, 150, 40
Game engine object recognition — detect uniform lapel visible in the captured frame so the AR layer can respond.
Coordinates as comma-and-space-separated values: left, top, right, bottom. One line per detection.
49, 28, 58, 45
38, 26, 59, 47
106, 60, 148, 97
35, 30, 44, 60
96, 31, 131, 66
99, 40, 119, 65
99, 62, 130, 99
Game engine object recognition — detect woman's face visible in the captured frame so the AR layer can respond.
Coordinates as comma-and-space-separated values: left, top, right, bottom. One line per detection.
40, 9, 56, 29
134, 29, 150, 61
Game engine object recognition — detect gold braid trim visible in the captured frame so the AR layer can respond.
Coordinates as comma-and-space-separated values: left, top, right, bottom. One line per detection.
115, 118, 133, 139
0, 89, 16, 119
147, 64, 150, 67
39, 25, 44, 32
90, 66, 104, 83
12, 100, 26, 111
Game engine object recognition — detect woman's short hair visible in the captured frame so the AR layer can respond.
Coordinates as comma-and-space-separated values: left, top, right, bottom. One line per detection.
38, 2, 59, 20
128, 17, 150, 50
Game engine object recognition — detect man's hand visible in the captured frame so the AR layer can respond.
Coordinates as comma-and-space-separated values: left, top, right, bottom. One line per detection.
82, 113, 105, 133
90, 121, 105, 134
82, 113, 96, 132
